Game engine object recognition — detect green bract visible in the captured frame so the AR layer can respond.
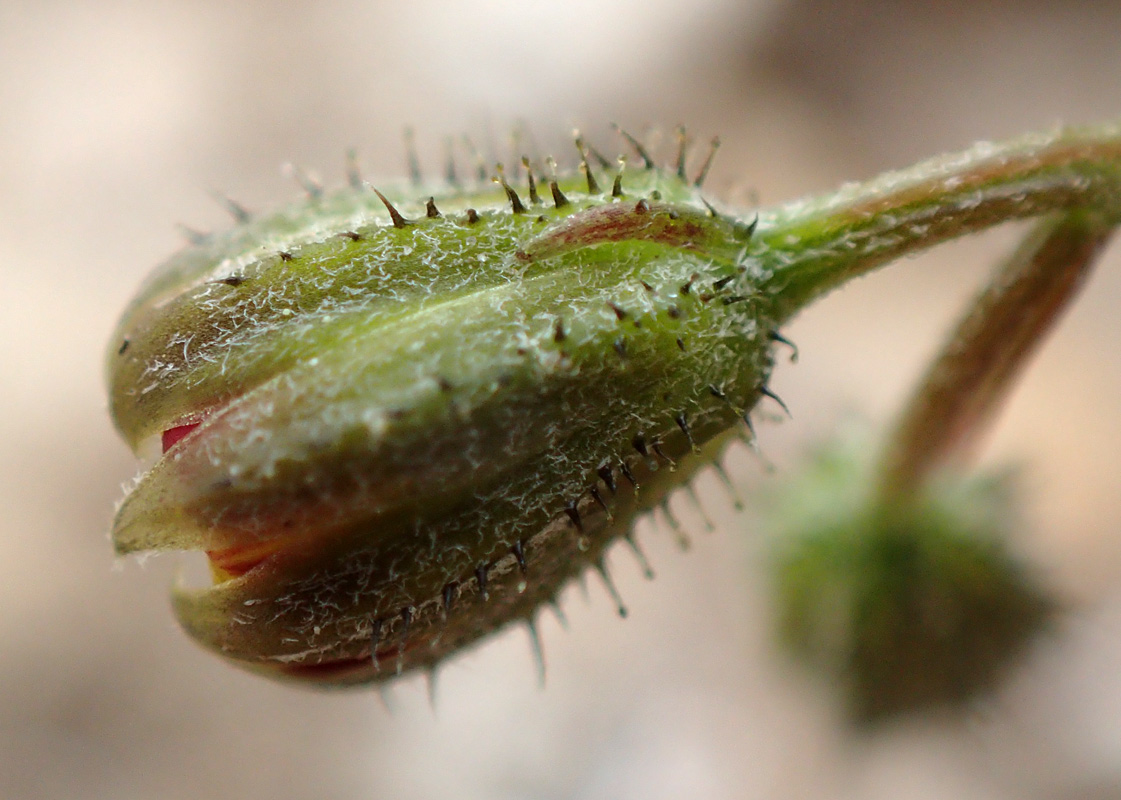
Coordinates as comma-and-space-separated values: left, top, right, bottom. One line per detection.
107, 124, 1121, 686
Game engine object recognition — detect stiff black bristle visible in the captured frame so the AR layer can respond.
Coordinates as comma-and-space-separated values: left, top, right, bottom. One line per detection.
694, 137, 720, 188
613, 124, 654, 169
372, 187, 410, 229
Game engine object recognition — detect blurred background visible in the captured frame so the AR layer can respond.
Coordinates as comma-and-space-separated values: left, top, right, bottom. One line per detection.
3, 0, 1121, 797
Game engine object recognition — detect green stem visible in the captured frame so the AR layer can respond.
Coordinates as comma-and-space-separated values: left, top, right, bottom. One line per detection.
755, 121, 1121, 322
875, 209, 1115, 504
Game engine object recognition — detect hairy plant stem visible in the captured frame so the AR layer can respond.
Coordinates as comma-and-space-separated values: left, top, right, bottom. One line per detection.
875, 209, 1115, 505
756, 122, 1121, 323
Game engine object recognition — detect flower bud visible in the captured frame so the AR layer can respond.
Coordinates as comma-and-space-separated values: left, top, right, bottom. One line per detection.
766, 436, 1054, 723
108, 157, 770, 685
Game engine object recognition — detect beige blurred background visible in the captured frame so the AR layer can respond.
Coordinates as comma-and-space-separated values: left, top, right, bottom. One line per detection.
3, 1, 1121, 798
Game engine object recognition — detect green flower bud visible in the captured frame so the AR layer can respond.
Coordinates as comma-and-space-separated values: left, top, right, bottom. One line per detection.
766, 436, 1055, 724
106, 124, 1121, 686
108, 151, 770, 685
